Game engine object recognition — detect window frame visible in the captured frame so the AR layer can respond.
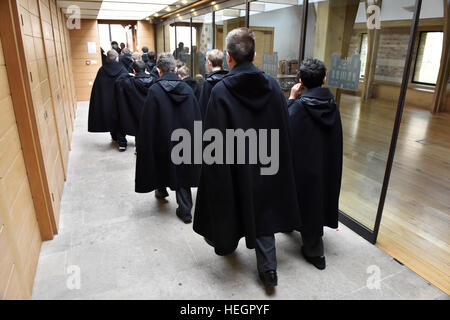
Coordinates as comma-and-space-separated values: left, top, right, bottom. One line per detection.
359, 32, 368, 79
411, 30, 443, 86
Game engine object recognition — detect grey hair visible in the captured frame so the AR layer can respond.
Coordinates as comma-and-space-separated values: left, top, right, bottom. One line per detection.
122, 48, 131, 55
226, 27, 255, 64
177, 66, 189, 78
156, 53, 176, 73
106, 49, 119, 61
132, 52, 141, 61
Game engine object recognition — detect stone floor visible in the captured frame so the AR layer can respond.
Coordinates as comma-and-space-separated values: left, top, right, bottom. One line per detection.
31, 102, 448, 300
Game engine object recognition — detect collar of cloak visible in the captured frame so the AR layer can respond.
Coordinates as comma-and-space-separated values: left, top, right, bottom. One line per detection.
133, 72, 154, 87
183, 77, 198, 86
156, 72, 191, 103
206, 69, 228, 83
222, 61, 273, 110
102, 61, 127, 77
297, 87, 338, 127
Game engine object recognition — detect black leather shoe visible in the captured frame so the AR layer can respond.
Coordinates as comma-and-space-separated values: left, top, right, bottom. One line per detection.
176, 209, 192, 224
259, 270, 278, 288
301, 247, 326, 270
155, 189, 169, 199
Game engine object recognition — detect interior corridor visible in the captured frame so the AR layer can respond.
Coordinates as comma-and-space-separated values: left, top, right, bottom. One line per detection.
30, 102, 447, 300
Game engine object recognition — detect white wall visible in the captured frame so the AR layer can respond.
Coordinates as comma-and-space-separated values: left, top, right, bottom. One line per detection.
249, 5, 303, 61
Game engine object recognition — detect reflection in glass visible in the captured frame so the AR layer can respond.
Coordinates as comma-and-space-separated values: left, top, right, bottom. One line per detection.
214, 2, 246, 68
175, 18, 195, 72
305, 0, 417, 230
249, 1, 303, 98
192, 12, 213, 79
413, 32, 443, 85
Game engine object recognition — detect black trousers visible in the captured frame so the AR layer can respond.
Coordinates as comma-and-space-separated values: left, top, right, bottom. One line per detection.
255, 235, 277, 273
110, 131, 127, 147
301, 232, 324, 257
156, 187, 193, 215
255, 232, 324, 273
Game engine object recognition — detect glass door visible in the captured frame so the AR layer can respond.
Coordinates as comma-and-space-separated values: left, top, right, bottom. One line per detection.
303, 0, 421, 241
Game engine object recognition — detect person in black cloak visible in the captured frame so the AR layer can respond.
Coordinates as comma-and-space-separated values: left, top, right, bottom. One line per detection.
147, 51, 157, 72
193, 28, 301, 288
114, 60, 157, 138
141, 46, 156, 72
135, 53, 201, 224
88, 49, 129, 150
177, 66, 201, 101
119, 48, 133, 73
198, 49, 228, 119
141, 46, 149, 61
173, 42, 184, 60
149, 65, 160, 79
288, 58, 343, 270
111, 41, 121, 55
100, 47, 107, 66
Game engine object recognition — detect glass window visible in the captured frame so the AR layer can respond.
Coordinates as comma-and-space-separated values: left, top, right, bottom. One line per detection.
360, 33, 368, 78
215, 2, 246, 70
156, 23, 164, 55
98, 24, 111, 51
413, 31, 443, 85
305, 0, 416, 231
98, 24, 130, 51
163, 23, 173, 52
249, 0, 304, 98
175, 17, 196, 73
192, 12, 213, 79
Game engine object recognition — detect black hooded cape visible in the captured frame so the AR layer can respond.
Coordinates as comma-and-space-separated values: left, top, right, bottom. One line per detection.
199, 69, 228, 119
182, 77, 201, 101
149, 65, 160, 79
135, 72, 201, 193
146, 59, 156, 73
114, 72, 157, 136
88, 61, 128, 132
288, 87, 343, 237
119, 53, 133, 73
193, 62, 301, 256
142, 53, 156, 72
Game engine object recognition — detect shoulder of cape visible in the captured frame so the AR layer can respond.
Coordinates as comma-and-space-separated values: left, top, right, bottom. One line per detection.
209, 79, 227, 96
288, 98, 307, 118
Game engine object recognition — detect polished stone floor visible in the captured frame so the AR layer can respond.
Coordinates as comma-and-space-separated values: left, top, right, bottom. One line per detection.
31, 102, 448, 300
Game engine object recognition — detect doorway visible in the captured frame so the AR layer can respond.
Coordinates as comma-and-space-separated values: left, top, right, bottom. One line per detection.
98, 22, 137, 52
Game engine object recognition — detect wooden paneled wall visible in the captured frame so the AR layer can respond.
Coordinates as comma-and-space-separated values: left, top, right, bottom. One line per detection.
0, 35, 42, 300
0, 0, 77, 299
69, 19, 101, 101
136, 20, 155, 53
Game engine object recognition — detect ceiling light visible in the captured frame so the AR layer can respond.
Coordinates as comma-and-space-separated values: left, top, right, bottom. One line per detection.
181, 0, 188, 4
166, 7, 171, 11
211, 1, 216, 4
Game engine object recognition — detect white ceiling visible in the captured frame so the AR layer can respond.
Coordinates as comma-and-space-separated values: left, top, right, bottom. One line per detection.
57, 0, 180, 20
